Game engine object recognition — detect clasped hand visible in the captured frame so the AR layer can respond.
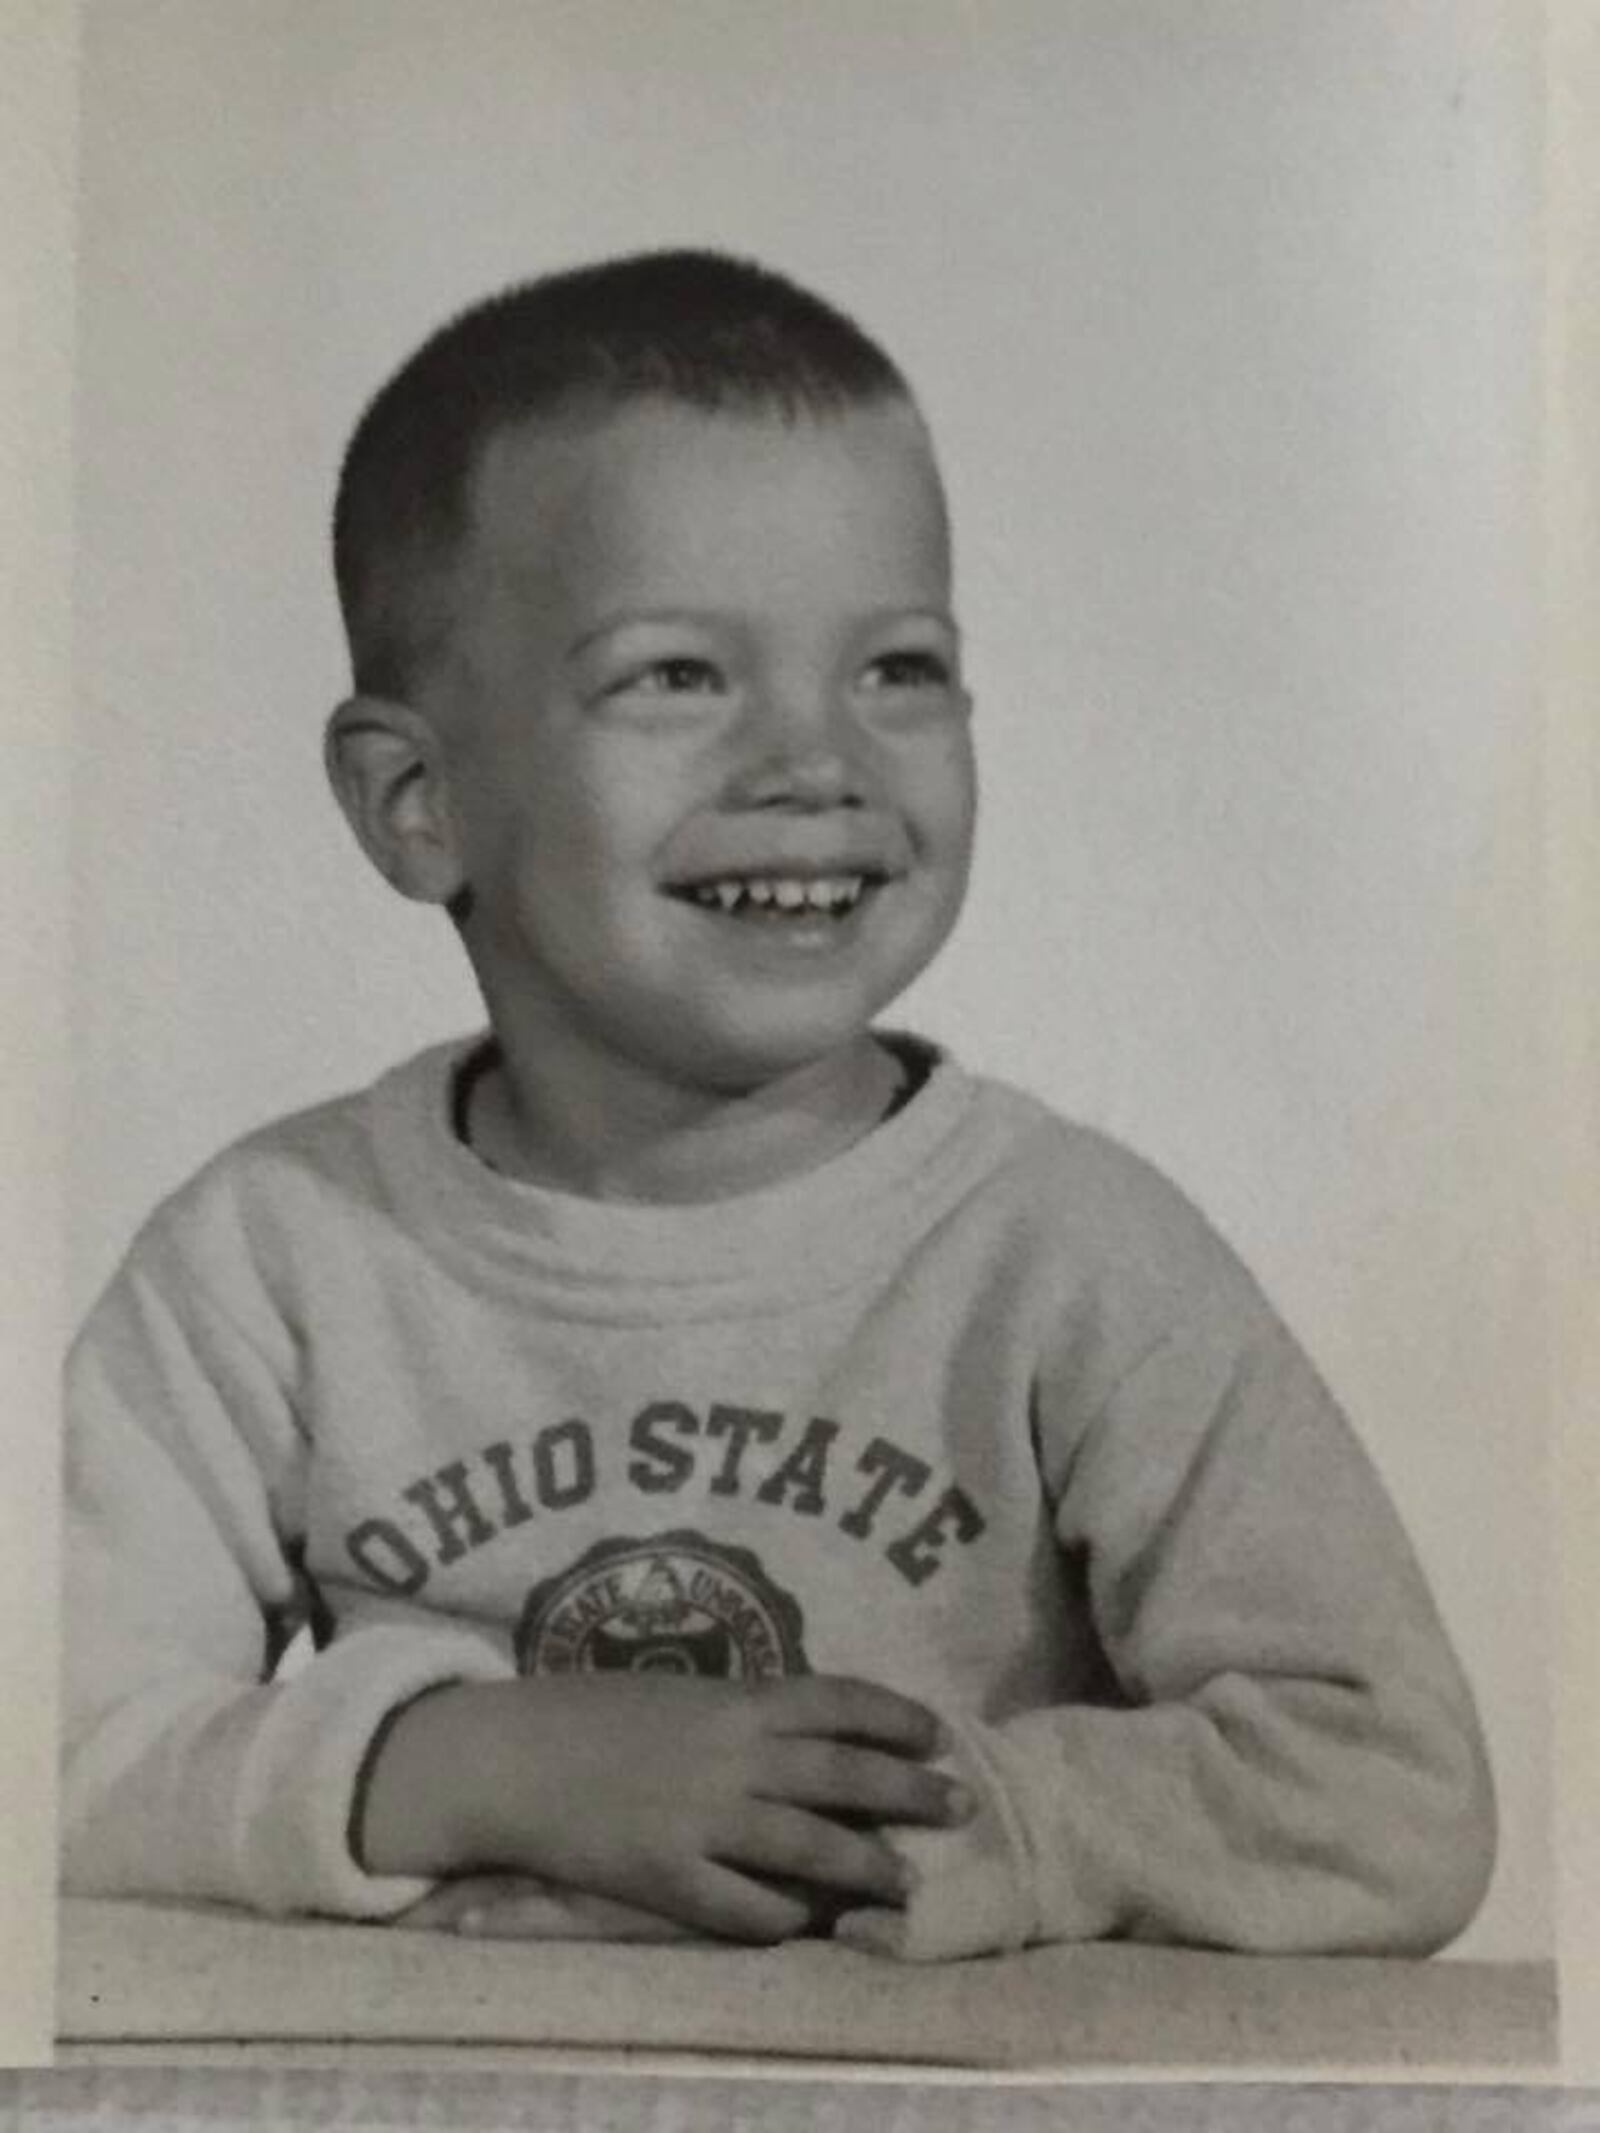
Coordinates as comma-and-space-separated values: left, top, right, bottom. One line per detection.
368, 1672, 973, 1944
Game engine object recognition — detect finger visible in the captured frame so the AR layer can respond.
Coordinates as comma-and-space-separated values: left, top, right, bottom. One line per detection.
757, 1738, 972, 1827
459, 1889, 698, 1944
833, 1905, 909, 1958
767, 1675, 945, 1758
724, 1800, 910, 1904
739, 1873, 854, 1941
680, 1858, 815, 1945
393, 1874, 555, 1932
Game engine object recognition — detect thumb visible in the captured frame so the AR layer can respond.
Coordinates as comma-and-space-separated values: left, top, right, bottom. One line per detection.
832, 1905, 909, 1957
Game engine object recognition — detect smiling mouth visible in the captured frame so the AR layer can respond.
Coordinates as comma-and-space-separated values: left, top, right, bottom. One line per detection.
666, 872, 884, 921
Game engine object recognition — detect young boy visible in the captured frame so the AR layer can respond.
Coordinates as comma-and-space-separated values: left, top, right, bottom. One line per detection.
62, 249, 1496, 1961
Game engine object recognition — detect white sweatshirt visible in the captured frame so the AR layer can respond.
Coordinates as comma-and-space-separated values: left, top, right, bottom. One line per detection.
61, 1035, 1496, 1957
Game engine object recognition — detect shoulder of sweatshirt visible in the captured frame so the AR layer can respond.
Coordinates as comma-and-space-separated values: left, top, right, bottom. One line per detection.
76, 1039, 467, 1335
956, 1068, 1270, 1332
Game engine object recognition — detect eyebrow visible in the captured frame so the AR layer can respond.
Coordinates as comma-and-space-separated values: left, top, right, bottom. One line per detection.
565, 606, 961, 663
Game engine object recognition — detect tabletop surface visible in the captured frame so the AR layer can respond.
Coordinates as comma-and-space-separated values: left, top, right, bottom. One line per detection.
56, 1897, 1559, 2075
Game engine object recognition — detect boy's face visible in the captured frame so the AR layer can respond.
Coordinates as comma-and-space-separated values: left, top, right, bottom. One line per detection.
431, 396, 975, 1097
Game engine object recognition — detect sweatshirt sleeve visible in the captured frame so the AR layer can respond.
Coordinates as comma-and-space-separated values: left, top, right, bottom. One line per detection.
61, 1219, 512, 1920
839, 1216, 1497, 1961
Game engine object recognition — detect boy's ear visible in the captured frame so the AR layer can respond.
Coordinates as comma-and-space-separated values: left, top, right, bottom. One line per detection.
324, 695, 466, 906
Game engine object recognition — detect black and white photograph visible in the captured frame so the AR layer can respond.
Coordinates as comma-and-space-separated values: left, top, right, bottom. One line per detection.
14, 0, 1585, 2085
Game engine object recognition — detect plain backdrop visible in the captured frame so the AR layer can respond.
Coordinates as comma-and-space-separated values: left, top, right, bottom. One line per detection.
69, 0, 1548, 1962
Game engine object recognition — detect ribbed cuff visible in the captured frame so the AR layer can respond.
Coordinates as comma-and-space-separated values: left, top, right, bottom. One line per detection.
835, 1714, 1037, 1961
228, 1626, 512, 1919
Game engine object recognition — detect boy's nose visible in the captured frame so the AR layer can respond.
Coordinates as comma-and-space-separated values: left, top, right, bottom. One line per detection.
730, 687, 866, 811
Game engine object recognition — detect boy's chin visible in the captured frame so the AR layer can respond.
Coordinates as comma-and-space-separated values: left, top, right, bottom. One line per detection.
676, 1020, 890, 1099
666, 970, 928, 1096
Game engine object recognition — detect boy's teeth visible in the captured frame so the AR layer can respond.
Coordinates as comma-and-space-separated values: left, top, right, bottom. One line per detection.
688, 873, 868, 914
811, 876, 860, 909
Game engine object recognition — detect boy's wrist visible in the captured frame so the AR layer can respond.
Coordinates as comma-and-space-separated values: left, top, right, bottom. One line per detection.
354, 1676, 484, 1877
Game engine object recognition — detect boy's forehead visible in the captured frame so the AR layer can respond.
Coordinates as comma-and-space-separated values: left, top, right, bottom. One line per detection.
464, 396, 950, 595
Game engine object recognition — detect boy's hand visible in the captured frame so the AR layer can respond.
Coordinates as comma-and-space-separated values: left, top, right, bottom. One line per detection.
362, 1673, 972, 1943
397, 1873, 697, 1942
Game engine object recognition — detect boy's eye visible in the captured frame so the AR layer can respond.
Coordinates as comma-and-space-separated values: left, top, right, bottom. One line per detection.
617, 657, 726, 697
862, 649, 953, 691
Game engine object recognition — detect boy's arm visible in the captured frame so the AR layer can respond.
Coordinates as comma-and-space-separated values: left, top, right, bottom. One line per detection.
837, 1270, 1497, 1961
62, 1240, 510, 1919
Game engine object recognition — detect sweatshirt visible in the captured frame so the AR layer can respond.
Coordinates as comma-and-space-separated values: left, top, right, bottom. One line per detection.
61, 1034, 1496, 1957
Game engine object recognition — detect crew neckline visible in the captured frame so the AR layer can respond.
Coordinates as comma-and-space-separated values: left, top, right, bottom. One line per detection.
365, 1028, 985, 1313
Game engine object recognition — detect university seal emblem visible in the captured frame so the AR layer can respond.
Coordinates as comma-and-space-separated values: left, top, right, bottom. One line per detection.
516, 1530, 809, 1681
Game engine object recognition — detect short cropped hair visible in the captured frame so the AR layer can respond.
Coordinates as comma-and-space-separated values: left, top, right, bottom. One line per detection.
333, 249, 913, 699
